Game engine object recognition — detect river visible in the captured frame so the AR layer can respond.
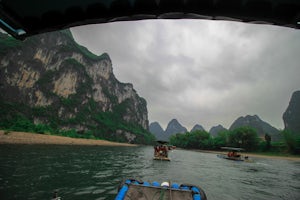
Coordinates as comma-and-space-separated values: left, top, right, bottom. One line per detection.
0, 144, 299, 200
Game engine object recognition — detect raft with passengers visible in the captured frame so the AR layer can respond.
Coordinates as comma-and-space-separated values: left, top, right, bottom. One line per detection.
153, 141, 176, 161
217, 147, 252, 162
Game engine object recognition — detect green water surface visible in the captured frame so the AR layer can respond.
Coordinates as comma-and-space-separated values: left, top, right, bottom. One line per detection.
0, 144, 299, 200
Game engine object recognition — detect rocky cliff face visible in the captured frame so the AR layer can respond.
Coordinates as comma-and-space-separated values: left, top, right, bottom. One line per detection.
229, 115, 281, 141
283, 91, 300, 134
0, 30, 150, 143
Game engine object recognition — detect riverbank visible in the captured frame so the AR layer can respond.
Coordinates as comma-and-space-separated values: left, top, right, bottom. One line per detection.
1, 130, 299, 161
0, 130, 136, 146
196, 149, 300, 161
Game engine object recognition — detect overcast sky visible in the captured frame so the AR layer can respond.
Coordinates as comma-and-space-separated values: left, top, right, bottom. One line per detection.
71, 19, 300, 131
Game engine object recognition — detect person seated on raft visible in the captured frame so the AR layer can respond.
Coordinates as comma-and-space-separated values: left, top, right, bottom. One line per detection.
162, 145, 168, 157
154, 145, 159, 157
228, 151, 233, 157
232, 151, 241, 157
227, 151, 240, 157
156, 145, 168, 157
155, 145, 164, 157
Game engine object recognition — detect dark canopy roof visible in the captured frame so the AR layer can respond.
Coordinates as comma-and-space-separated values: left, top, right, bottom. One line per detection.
1, 0, 299, 40
221, 147, 245, 151
156, 140, 169, 145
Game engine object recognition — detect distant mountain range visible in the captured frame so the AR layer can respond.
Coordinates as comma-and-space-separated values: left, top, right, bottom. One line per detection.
209, 125, 227, 137
150, 119, 208, 141
150, 119, 187, 141
149, 122, 165, 141
150, 90, 300, 141
191, 124, 205, 132
229, 115, 282, 140
149, 115, 282, 141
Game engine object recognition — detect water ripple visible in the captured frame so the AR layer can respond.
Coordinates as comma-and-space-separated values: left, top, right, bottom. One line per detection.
0, 145, 300, 200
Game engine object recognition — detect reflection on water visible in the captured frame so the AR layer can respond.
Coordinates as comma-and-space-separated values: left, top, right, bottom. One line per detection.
0, 145, 299, 200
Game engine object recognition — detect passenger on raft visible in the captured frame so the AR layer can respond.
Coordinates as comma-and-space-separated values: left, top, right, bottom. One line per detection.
154, 145, 160, 156
228, 151, 240, 157
154, 145, 168, 157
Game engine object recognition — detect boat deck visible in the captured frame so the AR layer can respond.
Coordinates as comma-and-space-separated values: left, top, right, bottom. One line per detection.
124, 184, 193, 200
153, 156, 171, 161
115, 179, 207, 200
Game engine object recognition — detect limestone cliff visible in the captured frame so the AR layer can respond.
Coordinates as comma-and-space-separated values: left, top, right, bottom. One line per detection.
190, 124, 205, 132
0, 30, 152, 143
283, 91, 300, 134
209, 125, 227, 137
229, 115, 281, 141
149, 122, 165, 141
164, 119, 187, 141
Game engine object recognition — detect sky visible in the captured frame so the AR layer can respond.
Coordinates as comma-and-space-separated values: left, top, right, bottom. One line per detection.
70, 19, 300, 131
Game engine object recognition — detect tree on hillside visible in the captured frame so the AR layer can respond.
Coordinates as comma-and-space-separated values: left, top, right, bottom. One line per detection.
282, 130, 300, 154
228, 127, 259, 151
213, 130, 230, 148
170, 132, 189, 148
188, 130, 211, 149
265, 133, 271, 150
169, 130, 211, 149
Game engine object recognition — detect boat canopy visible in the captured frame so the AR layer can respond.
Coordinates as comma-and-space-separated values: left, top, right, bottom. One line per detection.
156, 140, 169, 145
0, 0, 300, 40
221, 147, 245, 151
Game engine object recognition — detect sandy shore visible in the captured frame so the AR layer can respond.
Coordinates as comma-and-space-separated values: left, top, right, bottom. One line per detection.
0, 130, 136, 146
1, 130, 299, 161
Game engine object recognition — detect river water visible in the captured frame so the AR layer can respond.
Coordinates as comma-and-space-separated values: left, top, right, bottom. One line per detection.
0, 144, 299, 200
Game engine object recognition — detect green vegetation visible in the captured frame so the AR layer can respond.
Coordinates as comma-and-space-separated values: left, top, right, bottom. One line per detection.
265, 133, 271, 150
0, 30, 154, 145
0, 34, 22, 54
282, 130, 300, 154
170, 127, 300, 155
76, 45, 100, 60
228, 127, 259, 151
59, 29, 110, 61
60, 29, 75, 40
0, 100, 155, 145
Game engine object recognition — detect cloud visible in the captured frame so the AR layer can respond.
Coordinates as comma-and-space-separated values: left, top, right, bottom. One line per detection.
71, 19, 300, 131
